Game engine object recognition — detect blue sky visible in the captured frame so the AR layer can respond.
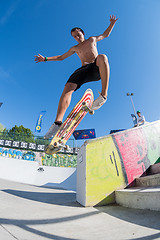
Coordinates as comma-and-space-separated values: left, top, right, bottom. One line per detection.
0, 0, 160, 140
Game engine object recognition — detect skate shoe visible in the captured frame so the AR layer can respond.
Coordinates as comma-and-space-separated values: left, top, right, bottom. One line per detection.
91, 92, 107, 111
44, 122, 62, 139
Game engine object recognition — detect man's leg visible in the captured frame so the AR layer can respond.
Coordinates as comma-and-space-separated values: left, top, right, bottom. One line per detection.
44, 82, 77, 139
96, 54, 110, 98
91, 54, 109, 111
55, 82, 78, 122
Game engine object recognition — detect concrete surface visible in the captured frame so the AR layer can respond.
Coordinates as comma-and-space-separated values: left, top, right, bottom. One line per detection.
136, 173, 160, 187
115, 186, 160, 211
0, 157, 76, 191
115, 174, 160, 211
0, 178, 160, 240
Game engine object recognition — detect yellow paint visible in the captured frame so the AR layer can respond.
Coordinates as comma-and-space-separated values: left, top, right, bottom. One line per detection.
86, 136, 126, 206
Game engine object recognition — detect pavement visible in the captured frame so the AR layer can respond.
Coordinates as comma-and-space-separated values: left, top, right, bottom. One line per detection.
0, 178, 160, 240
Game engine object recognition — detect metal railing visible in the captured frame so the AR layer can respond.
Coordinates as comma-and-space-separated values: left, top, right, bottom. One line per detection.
0, 131, 79, 154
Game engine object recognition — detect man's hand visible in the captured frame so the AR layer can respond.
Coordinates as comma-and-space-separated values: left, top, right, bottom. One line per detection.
110, 15, 118, 25
34, 54, 45, 63
95, 14, 118, 41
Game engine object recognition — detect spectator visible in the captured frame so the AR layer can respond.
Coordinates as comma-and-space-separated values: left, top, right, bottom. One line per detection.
135, 110, 146, 127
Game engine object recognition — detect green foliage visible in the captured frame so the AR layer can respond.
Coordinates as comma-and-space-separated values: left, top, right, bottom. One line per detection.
35, 136, 50, 145
0, 123, 4, 132
0, 125, 35, 143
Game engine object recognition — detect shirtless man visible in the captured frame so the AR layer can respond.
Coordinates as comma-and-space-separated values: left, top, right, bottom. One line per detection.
35, 15, 118, 139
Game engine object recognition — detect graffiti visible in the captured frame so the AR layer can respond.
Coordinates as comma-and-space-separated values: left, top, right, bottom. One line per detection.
0, 147, 36, 161
0, 147, 77, 167
113, 128, 148, 183
42, 153, 77, 168
82, 121, 160, 206
90, 150, 120, 180
111, 151, 119, 177
143, 124, 160, 164
113, 121, 160, 183
22, 151, 36, 161
86, 136, 126, 206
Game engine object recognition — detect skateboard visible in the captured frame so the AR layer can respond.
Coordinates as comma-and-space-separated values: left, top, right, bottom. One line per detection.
45, 88, 94, 155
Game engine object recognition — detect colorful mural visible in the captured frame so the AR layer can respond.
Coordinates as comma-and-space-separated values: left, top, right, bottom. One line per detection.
86, 137, 126, 205
79, 121, 160, 206
0, 147, 36, 161
113, 128, 148, 183
42, 154, 77, 168
0, 147, 77, 168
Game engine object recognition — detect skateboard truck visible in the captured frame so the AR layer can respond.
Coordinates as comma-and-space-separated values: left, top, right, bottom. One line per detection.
45, 141, 70, 155
53, 141, 70, 151
82, 102, 94, 115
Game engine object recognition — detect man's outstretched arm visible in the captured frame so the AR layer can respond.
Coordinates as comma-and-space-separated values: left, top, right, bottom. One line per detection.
35, 47, 75, 63
95, 15, 118, 42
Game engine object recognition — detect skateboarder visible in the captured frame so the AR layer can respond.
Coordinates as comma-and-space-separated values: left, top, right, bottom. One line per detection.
35, 15, 118, 139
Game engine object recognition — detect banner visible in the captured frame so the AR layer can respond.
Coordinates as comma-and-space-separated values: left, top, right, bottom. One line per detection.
35, 111, 46, 133
131, 113, 137, 126
0, 138, 79, 154
73, 129, 96, 140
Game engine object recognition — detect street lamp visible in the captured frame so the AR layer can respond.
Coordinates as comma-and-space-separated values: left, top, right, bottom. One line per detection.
126, 93, 137, 116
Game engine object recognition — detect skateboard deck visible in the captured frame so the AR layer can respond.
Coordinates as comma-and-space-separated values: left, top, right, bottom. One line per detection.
45, 88, 94, 155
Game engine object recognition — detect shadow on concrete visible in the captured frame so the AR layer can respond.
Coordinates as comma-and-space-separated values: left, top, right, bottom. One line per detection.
95, 204, 160, 233
40, 170, 77, 192
0, 210, 100, 240
2, 189, 80, 207
2, 186, 160, 240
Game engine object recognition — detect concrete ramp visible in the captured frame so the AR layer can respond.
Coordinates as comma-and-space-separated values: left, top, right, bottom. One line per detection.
0, 157, 76, 191
76, 120, 160, 207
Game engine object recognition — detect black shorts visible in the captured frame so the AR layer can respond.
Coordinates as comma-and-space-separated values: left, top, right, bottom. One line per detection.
66, 59, 101, 91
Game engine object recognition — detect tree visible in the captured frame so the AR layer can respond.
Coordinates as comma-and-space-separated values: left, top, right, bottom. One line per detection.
0, 123, 4, 132
1, 125, 35, 143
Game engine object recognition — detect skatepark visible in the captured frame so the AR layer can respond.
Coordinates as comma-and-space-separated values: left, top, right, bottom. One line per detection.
1, 0, 160, 239
0, 121, 160, 239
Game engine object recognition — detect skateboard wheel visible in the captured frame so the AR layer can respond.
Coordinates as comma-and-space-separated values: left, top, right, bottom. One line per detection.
54, 142, 59, 147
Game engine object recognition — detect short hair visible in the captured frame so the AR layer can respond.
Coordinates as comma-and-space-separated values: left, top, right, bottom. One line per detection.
71, 27, 85, 36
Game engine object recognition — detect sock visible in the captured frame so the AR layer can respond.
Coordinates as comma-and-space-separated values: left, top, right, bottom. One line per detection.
101, 95, 107, 100
54, 121, 62, 126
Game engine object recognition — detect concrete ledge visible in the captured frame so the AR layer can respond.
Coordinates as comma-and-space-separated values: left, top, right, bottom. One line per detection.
115, 186, 160, 211
136, 173, 160, 187
77, 120, 160, 207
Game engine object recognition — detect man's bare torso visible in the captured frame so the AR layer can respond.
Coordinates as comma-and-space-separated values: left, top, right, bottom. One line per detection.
73, 37, 98, 66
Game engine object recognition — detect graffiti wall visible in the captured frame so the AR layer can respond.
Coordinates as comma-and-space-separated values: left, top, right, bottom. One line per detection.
77, 121, 160, 206
0, 147, 77, 168
0, 147, 36, 161
42, 154, 77, 168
